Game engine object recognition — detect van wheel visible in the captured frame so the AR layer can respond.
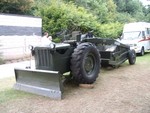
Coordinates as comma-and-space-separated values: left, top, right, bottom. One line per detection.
140, 47, 144, 56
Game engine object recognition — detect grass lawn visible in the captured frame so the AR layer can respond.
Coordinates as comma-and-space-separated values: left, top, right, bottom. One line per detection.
0, 77, 34, 104
136, 52, 150, 62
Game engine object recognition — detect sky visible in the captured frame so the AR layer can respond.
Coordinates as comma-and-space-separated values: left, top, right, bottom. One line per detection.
139, 0, 150, 6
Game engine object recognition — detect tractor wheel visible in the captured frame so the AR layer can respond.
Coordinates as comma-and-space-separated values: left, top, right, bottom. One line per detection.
71, 43, 101, 84
139, 47, 145, 56
128, 49, 136, 65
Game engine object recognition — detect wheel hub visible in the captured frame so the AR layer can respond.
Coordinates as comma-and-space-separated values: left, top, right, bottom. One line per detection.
84, 55, 94, 75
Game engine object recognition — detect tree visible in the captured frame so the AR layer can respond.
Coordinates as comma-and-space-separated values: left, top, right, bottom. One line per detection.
63, 0, 110, 23
113, 0, 126, 12
126, 0, 143, 15
143, 5, 150, 22
35, 0, 123, 40
114, 0, 146, 22
0, 0, 33, 15
105, 0, 117, 23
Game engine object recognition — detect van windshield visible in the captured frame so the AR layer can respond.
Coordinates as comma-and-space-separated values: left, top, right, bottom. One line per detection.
123, 31, 141, 40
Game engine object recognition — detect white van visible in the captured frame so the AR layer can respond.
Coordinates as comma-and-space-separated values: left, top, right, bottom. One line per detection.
119, 22, 150, 56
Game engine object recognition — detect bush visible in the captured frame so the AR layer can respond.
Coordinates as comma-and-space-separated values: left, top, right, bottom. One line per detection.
97, 22, 123, 39
36, 0, 123, 40
53, 37, 62, 43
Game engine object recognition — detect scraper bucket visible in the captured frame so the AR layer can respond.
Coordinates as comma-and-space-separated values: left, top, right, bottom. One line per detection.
14, 68, 63, 99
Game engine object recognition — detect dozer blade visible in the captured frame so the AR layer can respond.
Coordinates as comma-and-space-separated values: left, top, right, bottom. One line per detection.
14, 68, 63, 99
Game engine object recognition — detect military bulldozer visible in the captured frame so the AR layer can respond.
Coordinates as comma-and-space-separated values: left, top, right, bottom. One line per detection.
14, 31, 136, 99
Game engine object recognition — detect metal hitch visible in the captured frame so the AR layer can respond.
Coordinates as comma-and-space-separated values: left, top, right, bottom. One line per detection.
14, 68, 63, 99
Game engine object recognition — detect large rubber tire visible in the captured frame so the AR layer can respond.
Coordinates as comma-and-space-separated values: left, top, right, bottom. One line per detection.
128, 49, 136, 65
139, 47, 145, 56
71, 43, 101, 84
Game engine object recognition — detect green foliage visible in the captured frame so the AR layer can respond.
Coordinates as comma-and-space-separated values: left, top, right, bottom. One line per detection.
113, 0, 149, 23
0, 0, 33, 15
116, 12, 136, 23
114, 0, 142, 13
40, 0, 123, 39
53, 38, 62, 43
143, 5, 150, 22
63, 0, 117, 23
96, 22, 123, 39
37, 1, 101, 37
145, 13, 150, 22
105, 0, 117, 23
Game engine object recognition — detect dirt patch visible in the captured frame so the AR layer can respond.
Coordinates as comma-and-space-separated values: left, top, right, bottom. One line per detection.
0, 54, 150, 113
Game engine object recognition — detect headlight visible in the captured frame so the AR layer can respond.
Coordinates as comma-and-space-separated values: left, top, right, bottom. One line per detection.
49, 43, 56, 49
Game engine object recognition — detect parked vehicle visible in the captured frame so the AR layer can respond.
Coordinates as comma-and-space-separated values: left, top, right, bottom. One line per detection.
14, 31, 136, 99
118, 22, 150, 56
